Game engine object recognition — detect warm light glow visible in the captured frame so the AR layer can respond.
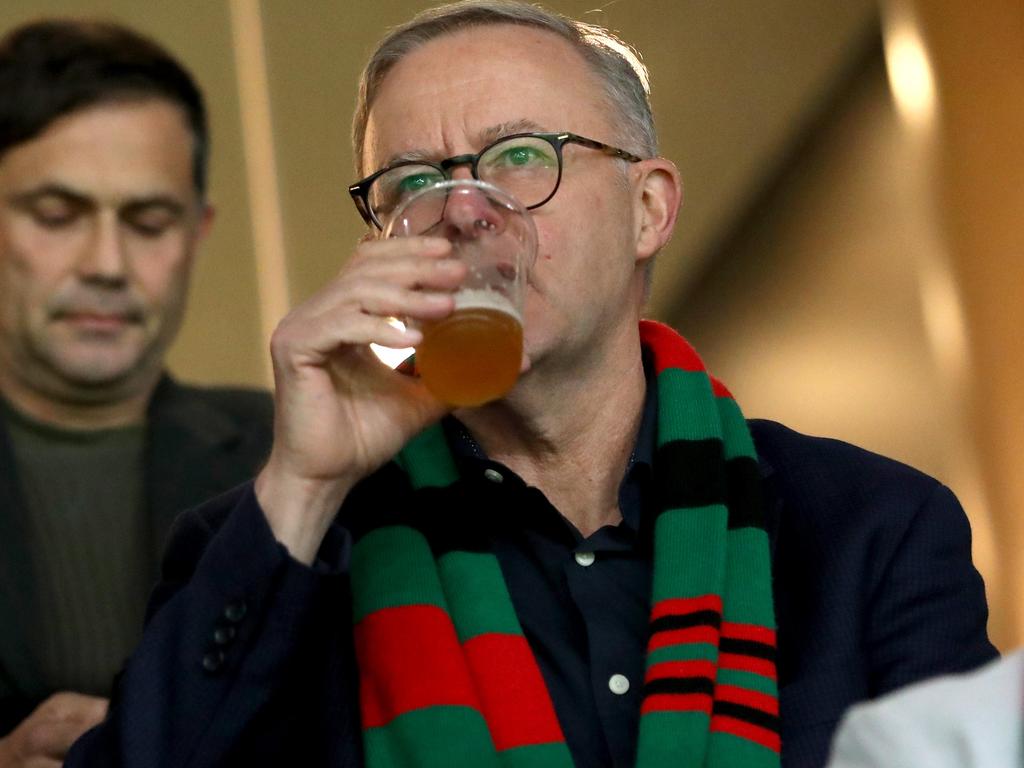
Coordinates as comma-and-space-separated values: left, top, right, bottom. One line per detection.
918, 258, 970, 386
370, 318, 414, 369
882, 4, 938, 130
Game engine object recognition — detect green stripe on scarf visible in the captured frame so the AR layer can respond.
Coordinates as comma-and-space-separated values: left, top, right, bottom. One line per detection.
350, 320, 780, 767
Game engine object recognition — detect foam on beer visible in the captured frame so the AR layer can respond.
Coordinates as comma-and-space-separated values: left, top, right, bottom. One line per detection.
452, 287, 522, 323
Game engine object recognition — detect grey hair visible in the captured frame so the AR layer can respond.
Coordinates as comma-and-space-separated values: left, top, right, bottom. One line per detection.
352, 0, 657, 174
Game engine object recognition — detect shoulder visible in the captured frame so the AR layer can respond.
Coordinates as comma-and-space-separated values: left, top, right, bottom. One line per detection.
148, 377, 274, 454
749, 418, 942, 494
829, 651, 1023, 767
158, 380, 274, 426
748, 418, 951, 528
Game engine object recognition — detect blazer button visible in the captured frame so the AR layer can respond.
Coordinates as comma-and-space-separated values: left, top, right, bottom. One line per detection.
202, 649, 225, 673
224, 599, 248, 623
213, 625, 237, 645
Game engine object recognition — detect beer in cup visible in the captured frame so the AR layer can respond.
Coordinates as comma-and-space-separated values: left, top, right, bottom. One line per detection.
383, 180, 537, 406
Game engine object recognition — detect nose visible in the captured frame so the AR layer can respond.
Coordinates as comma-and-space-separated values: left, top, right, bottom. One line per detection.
77, 213, 128, 286
440, 185, 507, 240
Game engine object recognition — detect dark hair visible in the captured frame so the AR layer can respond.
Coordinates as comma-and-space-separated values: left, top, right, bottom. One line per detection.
0, 19, 209, 197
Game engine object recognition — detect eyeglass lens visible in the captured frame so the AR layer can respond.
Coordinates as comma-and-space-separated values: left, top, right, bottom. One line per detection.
368, 135, 559, 224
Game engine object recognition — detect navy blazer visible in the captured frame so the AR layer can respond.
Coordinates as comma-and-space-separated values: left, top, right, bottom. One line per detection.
66, 420, 997, 768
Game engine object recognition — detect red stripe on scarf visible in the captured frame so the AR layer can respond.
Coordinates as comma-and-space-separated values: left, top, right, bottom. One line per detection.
649, 594, 722, 621
356, 605, 480, 727
715, 685, 779, 716
639, 321, 705, 374
648, 626, 720, 651
641, 692, 713, 715
710, 376, 733, 399
463, 633, 565, 750
711, 715, 782, 753
719, 652, 777, 680
644, 659, 717, 684
721, 622, 777, 646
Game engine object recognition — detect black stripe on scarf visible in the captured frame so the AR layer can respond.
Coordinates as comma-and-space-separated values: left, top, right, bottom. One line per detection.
719, 638, 777, 662
712, 701, 781, 733
654, 441, 765, 531
648, 610, 722, 634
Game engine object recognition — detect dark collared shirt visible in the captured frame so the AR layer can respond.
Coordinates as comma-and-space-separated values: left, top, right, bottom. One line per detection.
441, 363, 657, 768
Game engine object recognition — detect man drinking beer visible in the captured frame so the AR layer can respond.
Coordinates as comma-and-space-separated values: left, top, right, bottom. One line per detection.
68, 3, 996, 767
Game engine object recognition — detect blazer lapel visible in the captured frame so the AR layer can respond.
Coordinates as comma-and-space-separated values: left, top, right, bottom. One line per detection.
142, 377, 251, 576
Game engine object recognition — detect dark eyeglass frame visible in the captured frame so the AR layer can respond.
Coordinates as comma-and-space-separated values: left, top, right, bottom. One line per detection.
348, 131, 645, 230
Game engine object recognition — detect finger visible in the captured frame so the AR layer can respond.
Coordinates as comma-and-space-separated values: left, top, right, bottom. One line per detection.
306, 311, 424, 353
344, 250, 467, 293
290, 259, 464, 338
40, 692, 108, 725
20, 716, 99, 760
340, 280, 457, 322
355, 235, 452, 262
273, 312, 420, 371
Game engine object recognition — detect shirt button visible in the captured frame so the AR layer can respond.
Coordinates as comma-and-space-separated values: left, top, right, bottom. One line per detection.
483, 468, 504, 483
608, 674, 630, 695
574, 551, 596, 567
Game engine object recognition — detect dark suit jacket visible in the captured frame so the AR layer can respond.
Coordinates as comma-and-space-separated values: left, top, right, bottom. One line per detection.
0, 376, 273, 735
66, 419, 997, 768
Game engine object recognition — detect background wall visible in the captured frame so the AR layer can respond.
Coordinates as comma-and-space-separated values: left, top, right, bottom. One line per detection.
2, 0, 1021, 648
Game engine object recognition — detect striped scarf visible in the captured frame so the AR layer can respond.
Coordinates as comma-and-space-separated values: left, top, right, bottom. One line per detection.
350, 320, 780, 767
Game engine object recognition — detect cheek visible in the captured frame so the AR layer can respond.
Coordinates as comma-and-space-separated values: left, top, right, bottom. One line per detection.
0, 247, 70, 319
129, 241, 194, 307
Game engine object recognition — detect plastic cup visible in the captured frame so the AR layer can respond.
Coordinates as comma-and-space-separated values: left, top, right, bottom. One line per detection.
383, 179, 537, 406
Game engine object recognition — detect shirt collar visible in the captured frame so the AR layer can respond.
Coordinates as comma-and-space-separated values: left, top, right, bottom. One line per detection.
443, 349, 658, 533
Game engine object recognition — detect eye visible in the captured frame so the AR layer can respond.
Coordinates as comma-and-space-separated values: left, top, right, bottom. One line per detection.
494, 145, 550, 167
30, 202, 80, 229
122, 205, 181, 238
126, 214, 175, 238
398, 172, 443, 194
480, 138, 558, 176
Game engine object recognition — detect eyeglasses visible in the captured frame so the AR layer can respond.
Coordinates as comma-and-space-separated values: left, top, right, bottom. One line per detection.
349, 131, 644, 230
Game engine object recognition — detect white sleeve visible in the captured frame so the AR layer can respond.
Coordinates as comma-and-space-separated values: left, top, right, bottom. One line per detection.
827, 651, 1022, 768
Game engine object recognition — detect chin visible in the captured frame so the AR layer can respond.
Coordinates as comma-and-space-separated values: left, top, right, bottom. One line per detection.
48, 350, 148, 390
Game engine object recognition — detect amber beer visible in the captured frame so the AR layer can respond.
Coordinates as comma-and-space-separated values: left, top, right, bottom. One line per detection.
416, 289, 522, 406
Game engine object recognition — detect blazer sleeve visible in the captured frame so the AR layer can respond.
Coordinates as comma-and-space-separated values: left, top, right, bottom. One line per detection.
64, 483, 361, 768
864, 482, 997, 696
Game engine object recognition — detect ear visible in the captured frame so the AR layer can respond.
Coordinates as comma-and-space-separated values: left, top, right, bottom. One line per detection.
631, 158, 682, 263
195, 202, 216, 246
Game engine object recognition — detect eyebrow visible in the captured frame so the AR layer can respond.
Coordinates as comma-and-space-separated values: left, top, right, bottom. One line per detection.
380, 119, 551, 168
7, 183, 187, 217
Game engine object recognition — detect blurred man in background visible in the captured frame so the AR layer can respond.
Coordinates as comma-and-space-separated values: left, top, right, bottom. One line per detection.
68, 3, 995, 767
0, 19, 272, 766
